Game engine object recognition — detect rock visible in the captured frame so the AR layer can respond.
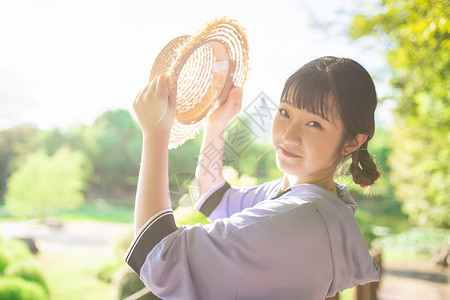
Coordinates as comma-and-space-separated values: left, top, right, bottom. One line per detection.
44, 217, 64, 229
17, 237, 39, 255
431, 246, 449, 267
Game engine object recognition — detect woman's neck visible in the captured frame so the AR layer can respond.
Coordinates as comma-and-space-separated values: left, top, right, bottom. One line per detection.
281, 174, 338, 197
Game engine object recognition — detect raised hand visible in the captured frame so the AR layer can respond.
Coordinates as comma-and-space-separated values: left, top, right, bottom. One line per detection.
208, 86, 243, 129
133, 74, 177, 137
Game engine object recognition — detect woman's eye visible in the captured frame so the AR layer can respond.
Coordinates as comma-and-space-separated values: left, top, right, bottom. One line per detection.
306, 121, 323, 129
278, 108, 289, 118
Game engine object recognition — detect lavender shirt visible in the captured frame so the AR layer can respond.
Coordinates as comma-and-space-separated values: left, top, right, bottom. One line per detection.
125, 177, 381, 300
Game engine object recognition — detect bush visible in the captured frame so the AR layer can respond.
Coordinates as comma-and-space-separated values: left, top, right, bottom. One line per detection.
0, 249, 10, 275
0, 277, 47, 300
372, 227, 450, 256
97, 258, 123, 283
0, 236, 48, 298
113, 227, 134, 258
2, 239, 32, 261
173, 205, 210, 227
98, 228, 133, 291
112, 265, 161, 299
354, 210, 379, 249
5, 260, 48, 295
0, 238, 32, 274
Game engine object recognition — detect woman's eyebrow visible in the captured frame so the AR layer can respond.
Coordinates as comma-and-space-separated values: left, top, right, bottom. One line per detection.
279, 102, 333, 122
306, 110, 332, 123
280, 101, 294, 107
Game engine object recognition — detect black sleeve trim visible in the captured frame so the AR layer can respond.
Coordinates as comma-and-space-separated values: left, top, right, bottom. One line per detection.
197, 181, 231, 217
124, 210, 178, 275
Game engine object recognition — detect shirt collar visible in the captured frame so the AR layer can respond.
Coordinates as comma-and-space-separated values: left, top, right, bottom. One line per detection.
270, 177, 358, 216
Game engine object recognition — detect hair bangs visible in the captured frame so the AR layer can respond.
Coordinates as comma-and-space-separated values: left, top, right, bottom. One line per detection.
280, 70, 335, 121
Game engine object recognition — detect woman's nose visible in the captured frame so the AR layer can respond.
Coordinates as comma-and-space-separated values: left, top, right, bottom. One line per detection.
281, 125, 301, 145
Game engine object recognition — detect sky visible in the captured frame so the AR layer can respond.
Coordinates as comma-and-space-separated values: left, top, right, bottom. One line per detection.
0, 0, 394, 132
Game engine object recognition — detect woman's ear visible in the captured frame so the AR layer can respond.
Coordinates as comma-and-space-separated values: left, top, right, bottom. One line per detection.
342, 134, 368, 155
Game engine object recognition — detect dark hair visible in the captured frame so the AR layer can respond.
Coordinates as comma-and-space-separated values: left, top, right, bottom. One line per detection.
280, 56, 380, 187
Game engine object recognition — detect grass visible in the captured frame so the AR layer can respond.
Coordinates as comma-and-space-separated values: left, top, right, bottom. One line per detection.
367, 213, 411, 233
0, 203, 14, 220
372, 227, 450, 257
0, 199, 134, 223
35, 249, 113, 300
58, 199, 134, 223
339, 288, 353, 300
381, 251, 430, 262
0, 199, 133, 299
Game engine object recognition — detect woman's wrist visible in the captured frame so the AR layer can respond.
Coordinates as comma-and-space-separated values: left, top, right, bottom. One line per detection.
142, 129, 171, 144
206, 119, 227, 133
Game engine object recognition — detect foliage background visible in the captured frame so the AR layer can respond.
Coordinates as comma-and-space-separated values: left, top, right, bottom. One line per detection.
349, 0, 449, 227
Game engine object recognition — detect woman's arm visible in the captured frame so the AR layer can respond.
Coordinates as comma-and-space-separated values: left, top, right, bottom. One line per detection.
132, 74, 177, 235
195, 120, 226, 196
195, 87, 243, 198
134, 134, 171, 234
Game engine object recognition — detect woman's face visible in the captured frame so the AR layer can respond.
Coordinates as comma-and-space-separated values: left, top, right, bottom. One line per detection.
271, 101, 345, 185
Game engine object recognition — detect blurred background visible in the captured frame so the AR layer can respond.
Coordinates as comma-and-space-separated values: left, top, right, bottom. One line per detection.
0, 0, 448, 299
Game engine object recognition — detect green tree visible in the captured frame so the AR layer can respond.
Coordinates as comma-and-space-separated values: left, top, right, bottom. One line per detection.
83, 109, 142, 197
34, 128, 66, 156
0, 125, 40, 201
167, 133, 203, 208
5, 145, 91, 218
221, 114, 282, 184
349, 0, 450, 227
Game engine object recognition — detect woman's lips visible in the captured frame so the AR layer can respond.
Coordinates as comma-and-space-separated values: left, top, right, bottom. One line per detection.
280, 147, 301, 158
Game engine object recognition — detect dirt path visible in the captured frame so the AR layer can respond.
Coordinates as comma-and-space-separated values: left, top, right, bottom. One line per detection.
0, 220, 131, 255
378, 260, 449, 300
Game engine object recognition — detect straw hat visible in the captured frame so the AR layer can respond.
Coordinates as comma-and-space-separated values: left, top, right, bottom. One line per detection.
149, 16, 249, 149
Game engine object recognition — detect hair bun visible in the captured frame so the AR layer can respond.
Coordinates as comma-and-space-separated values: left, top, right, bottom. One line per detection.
350, 150, 380, 188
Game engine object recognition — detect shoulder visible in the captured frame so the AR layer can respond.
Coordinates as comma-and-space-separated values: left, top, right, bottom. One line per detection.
222, 196, 335, 297
225, 195, 327, 236
228, 176, 283, 196
279, 184, 381, 295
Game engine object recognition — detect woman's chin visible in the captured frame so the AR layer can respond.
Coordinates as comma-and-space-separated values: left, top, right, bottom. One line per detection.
275, 158, 298, 177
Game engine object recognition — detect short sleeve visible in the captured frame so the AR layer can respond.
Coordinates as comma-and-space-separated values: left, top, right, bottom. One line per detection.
125, 196, 334, 300
124, 209, 178, 275
194, 177, 283, 221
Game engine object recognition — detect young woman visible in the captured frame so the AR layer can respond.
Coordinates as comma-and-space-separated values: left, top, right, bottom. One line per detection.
125, 56, 382, 299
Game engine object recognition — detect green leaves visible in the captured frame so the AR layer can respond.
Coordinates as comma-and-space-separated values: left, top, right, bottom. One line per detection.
82, 109, 142, 195
5, 146, 91, 219
350, 0, 450, 227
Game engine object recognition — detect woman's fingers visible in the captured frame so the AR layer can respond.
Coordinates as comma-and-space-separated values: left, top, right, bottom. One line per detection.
135, 90, 142, 102
150, 75, 159, 89
134, 74, 169, 108
139, 74, 168, 102
132, 73, 176, 132
156, 74, 169, 100
145, 75, 158, 97
135, 80, 152, 103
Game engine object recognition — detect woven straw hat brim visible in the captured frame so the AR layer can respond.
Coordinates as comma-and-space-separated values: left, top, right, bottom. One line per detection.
149, 16, 249, 149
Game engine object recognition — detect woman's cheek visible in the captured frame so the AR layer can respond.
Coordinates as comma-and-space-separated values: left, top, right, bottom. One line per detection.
271, 120, 281, 143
